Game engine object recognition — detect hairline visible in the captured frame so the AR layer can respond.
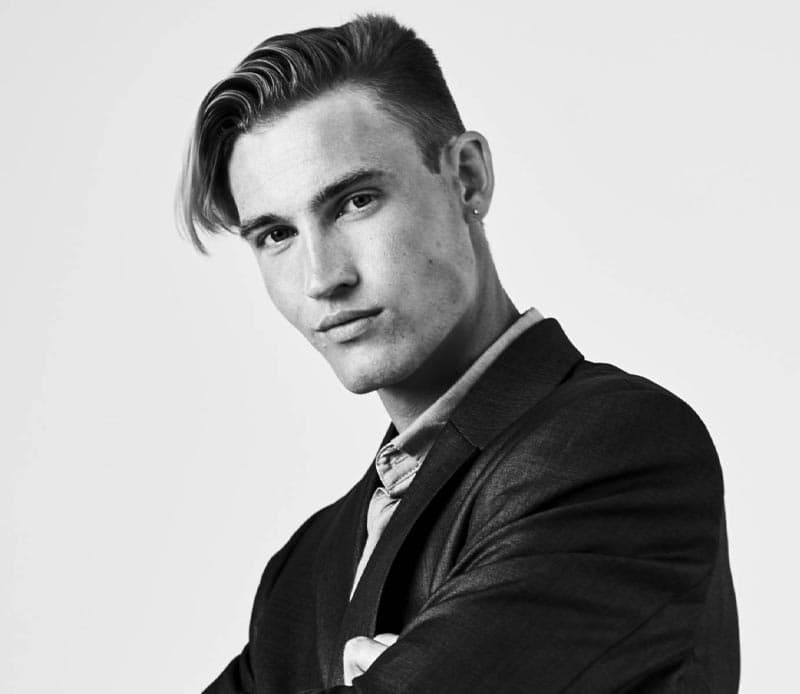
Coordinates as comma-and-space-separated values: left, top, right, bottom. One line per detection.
242, 81, 451, 171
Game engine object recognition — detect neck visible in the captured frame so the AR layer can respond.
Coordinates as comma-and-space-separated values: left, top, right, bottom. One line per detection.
378, 274, 518, 433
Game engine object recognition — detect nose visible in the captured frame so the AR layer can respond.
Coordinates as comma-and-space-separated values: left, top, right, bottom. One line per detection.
302, 231, 359, 299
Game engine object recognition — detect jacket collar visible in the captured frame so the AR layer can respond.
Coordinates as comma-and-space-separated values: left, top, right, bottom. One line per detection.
316, 318, 583, 685
451, 317, 584, 448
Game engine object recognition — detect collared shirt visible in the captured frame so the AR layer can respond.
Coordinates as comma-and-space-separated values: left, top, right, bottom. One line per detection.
349, 307, 544, 599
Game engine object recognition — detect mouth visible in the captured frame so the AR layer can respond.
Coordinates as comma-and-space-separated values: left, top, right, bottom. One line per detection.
315, 308, 383, 343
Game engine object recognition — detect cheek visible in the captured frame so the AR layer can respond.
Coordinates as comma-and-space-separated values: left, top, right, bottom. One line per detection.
424, 255, 475, 308
415, 226, 477, 303
377, 250, 474, 339
258, 260, 304, 329
368, 219, 475, 318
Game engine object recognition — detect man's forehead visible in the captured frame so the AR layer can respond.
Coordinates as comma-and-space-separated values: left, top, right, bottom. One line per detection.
227, 88, 421, 214
244, 89, 412, 153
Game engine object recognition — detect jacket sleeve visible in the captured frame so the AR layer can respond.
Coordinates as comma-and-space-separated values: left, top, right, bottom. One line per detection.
203, 642, 255, 694
303, 385, 727, 693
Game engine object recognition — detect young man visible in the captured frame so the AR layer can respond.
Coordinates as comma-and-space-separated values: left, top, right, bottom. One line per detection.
180, 14, 739, 693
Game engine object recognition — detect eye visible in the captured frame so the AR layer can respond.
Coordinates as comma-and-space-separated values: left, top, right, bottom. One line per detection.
255, 226, 297, 249
337, 192, 377, 218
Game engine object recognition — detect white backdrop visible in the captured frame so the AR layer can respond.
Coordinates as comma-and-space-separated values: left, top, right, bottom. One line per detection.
2, 1, 797, 691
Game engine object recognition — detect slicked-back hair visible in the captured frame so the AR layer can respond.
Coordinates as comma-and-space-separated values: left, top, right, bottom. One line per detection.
178, 14, 465, 253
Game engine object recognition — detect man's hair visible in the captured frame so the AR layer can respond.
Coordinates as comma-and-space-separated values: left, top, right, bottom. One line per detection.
178, 13, 465, 253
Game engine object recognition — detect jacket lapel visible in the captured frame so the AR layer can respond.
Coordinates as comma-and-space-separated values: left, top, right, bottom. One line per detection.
330, 422, 477, 684
323, 318, 584, 686
314, 428, 391, 685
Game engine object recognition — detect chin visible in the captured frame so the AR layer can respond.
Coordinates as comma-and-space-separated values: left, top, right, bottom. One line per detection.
334, 364, 392, 395
329, 350, 418, 395
339, 377, 381, 395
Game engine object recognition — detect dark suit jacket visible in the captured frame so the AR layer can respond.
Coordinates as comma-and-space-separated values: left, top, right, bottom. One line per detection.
204, 318, 739, 693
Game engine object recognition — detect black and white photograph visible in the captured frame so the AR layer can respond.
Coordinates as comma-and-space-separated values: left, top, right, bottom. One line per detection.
2, 1, 797, 692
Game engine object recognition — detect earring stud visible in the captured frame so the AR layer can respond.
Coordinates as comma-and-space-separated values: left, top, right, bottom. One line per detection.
472, 208, 480, 216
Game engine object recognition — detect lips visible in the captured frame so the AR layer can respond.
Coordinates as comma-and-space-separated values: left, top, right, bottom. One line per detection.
316, 308, 382, 332
315, 308, 383, 343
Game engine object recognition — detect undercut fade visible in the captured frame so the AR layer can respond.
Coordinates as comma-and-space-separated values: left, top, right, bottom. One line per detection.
177, 13, 465, 253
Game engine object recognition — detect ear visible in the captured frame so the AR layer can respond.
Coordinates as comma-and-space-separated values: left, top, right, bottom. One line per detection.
444, 131, 495, 224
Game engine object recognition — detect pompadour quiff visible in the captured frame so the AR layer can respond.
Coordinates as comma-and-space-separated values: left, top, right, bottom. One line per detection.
177, 14, 465, 253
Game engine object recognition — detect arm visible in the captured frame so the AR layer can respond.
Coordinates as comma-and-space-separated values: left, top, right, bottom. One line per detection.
307, 386, 726, 693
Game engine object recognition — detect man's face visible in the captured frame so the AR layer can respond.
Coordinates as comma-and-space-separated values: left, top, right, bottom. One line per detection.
227, 88, 481, 393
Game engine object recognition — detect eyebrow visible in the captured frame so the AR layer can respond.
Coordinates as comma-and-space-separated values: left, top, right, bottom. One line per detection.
239, 168, 387, 239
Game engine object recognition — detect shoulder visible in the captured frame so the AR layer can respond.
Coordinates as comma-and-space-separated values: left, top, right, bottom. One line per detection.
548, 357, 709, 422
251, 474, 365, 581
259, 478, 360, 574
475, 358, 723, 521
508, 359, 719, 473
466, 359, 724, 563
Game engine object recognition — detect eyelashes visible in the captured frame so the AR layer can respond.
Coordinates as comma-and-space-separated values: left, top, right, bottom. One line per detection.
255, 226, 297, 249
336, 192, 378, 218
253, 191, 382, 250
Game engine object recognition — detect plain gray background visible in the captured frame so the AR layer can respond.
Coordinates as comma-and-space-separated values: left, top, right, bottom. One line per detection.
2, 1, 797, 691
